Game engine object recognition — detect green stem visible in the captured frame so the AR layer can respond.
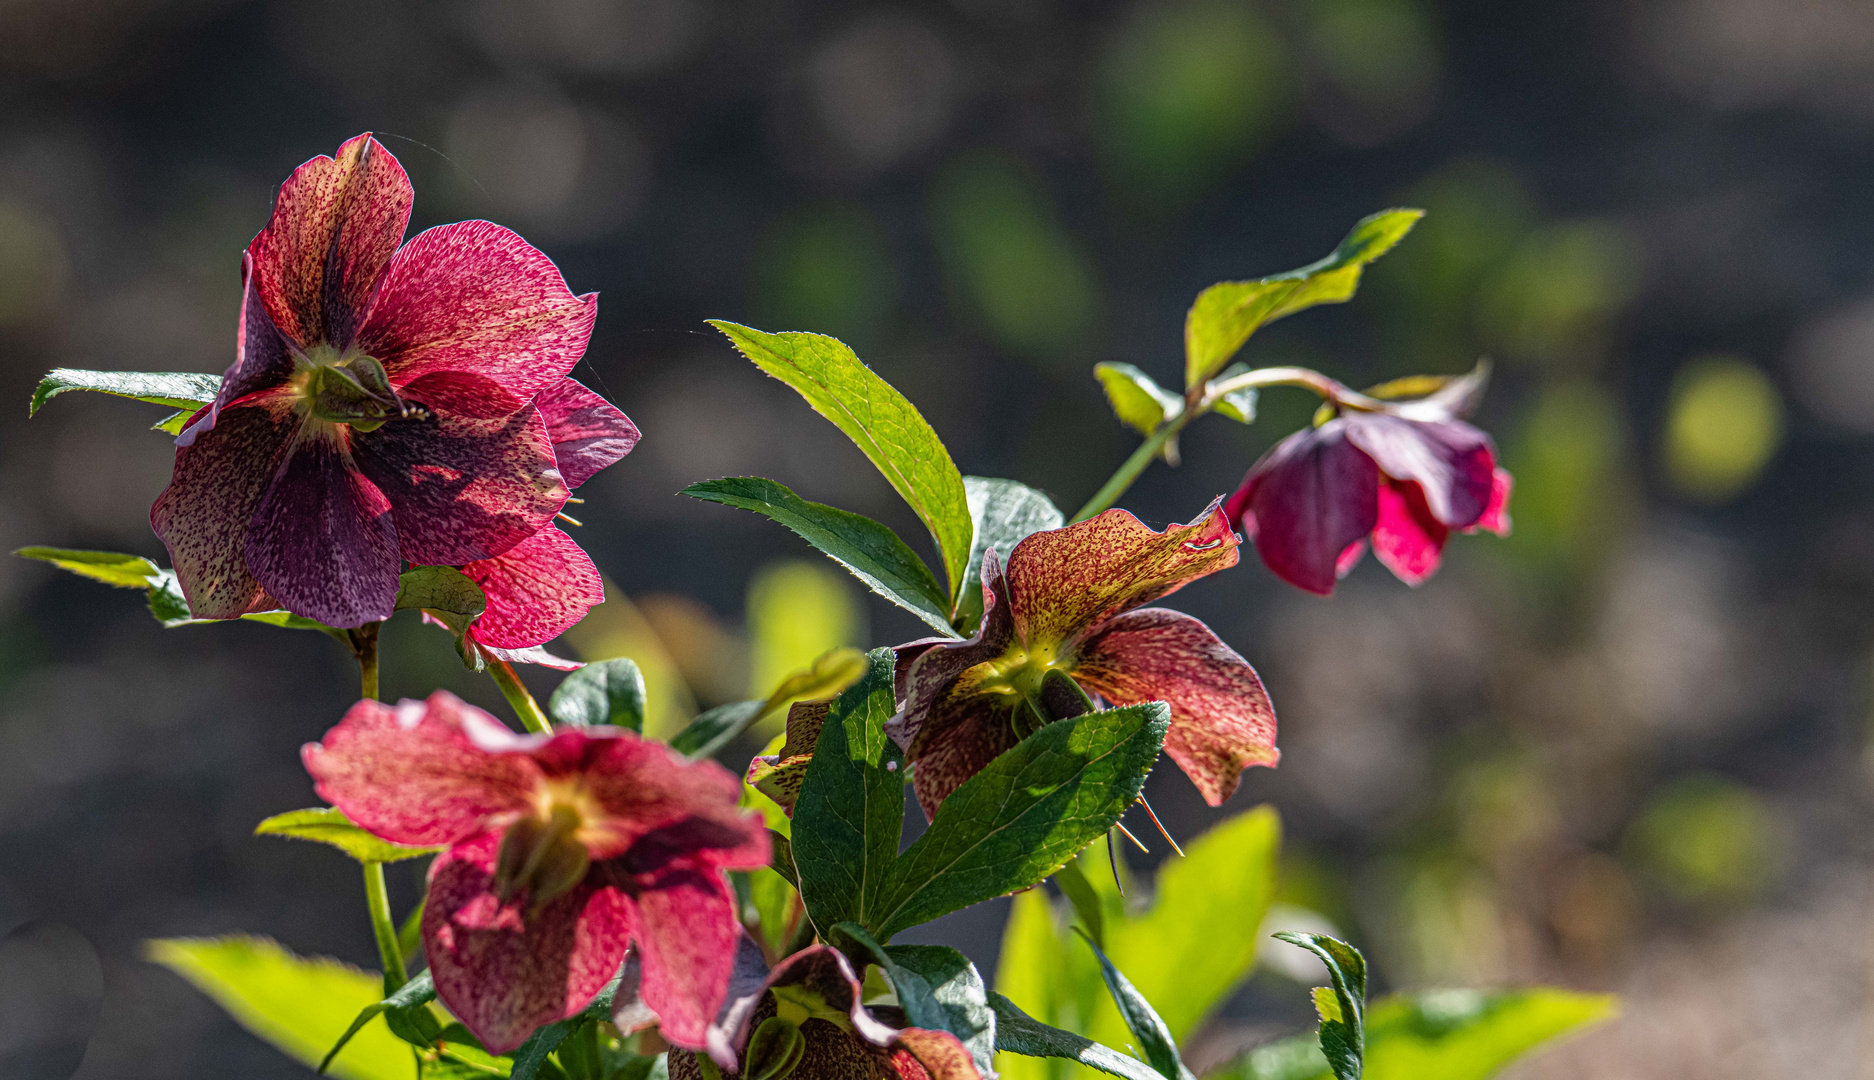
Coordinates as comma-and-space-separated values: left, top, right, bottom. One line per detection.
488, 657, 552, 734
1072, 413, 1193, 523
363, 862, 408, 995
349, 623, 382, 700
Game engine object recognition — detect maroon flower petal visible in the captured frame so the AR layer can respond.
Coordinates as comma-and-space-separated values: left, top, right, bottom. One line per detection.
1341, 412, 1496, 528
1369, 480, 1449, 586
464, 527, 604, 650
1232, 420, 1379, 596
244, 429, 400, 628
302, 692, 540, 847
1073, 608, 1278, 806
425, 832, 633, 1055
885, 550, 1016, 759
357, 220, 597, 401
612, 860, 747, 1051
906, 691, 1022, 819
248, 133, 412, 350
350, 373, 568, 566
537, 378, 640, 489
177, 254, 299, 447
152, 404, 294, 619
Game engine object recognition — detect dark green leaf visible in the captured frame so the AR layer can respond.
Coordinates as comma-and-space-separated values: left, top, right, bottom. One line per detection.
767, 830, 799, 890
790, 649, 904, 935
873, 703, 1168, 938
668, 699, 766, 759
548, 658, 646, 731
1184, 210, 1422, 388
1094, 363, 1183, 437
30, 368, 221, 417
828, 924, 998, 1076
988, 991, 1167, 1080
684, 476, 952, 633
1078, 930, 1192, 1080
256, 807, 442, 865
709, 322, 973, 604
318, 971, 438, 1071
956, 477, 1063, 633
1273, 933, 1367, 1080
509, 971, 625, 1080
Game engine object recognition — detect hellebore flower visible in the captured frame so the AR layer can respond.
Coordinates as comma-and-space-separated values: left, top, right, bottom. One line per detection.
302, 691, 768, 1054
153, 133, 600, 628
886, 503, 1278, 816
460, 378, 640, 650
1224, 403, 1512, 596
666, 945, 982, 1080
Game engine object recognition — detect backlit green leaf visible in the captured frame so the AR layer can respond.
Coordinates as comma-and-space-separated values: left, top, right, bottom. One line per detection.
30, 368, 221, 417
394, 565, 487, 621
255, 807, 442, 865
1209, 362, 1260, 424
1184, 209, 1422, 388
957, 477, 1064, 633
549, 657, 646, 731
15, 546, 162, 588
1273, 932, 1367, 1080
1094, 363, 1183, 437
709, 322, 973, 604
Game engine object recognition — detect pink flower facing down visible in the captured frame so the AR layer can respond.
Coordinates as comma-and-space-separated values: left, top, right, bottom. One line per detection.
154, 133, 609, 628
302, 692, 768, 1055
1224, 402, 1512, 596
667, 946, 982, 1080
887, 502, 1279, 816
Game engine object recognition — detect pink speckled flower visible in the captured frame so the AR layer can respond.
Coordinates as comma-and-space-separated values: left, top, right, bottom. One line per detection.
302, 691, 768, 1054
153, 133, 603, 628
887, 503, 1278, 816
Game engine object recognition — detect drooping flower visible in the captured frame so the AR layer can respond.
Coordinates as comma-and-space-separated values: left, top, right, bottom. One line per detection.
302, 691, 768, 1054
460, 378, 640, 650
886, 503, 1278, 816
1224, 399, 1512, 596
153, 133, 600, 628
665, 946, 982, 1080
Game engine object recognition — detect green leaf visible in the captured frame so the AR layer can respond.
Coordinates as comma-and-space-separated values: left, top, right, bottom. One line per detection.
30, 368, 221, 417
956, 477, 1063, 633
548, 658, 646, 731
318, 971, 439, 1071
508, 972, 626, 1080
1184, 209, 1423, 388
790, 649, 905, 935
15, 546, 162, 588
668, 699, 766, 759
1078, 931, 1192, 1080
254, 807, 443, 865
1209, 362, 1260, 424
1273, 933, 1367, 1080
708, 322, 974, 604
872, 702, 1169, 939
830, 923, 998, 1078
684, 476, 952, 634
1094, 363, 1183, 437
395, 564, 488, 621
988, 991, 1167, 1080
146, 935, 416, 1080
1053, 857, 1105, 948
674, 646, 868, 761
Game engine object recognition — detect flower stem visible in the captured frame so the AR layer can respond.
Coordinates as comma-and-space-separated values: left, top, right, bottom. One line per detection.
363, 862, 408, 995
348, 623, 382, 700
488, 657, 552, 734
1072, 414, 1193, 523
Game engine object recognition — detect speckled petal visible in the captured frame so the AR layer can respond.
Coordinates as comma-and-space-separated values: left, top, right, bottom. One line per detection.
906, 687, 1021, 819
1072, 608, 1278, 806
177, 253, 299, 447
1341, 412, 1496, 528
302, 691, 539, 847
609, 858, 749, 1051
463, 526, 604, 650
248, 133, 412, 350
1229, 420, 1379, 596
894, 1028, 985, 1080
244, 428, 400, 628
425, 832, 632, 1055
350, 372, 569, 566
537, 378, 639, 489
358, 220, 597, 400
152, 404, 294, 619
885, 550, 1015, 757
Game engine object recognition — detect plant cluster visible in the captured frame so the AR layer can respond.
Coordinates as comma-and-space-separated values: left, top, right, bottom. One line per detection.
26, 135, 1609, 1080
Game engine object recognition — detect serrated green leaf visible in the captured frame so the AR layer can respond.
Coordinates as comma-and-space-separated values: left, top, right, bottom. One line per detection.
1078, 931, 1192, 1080
255, 807, 442, 865
1094, 363, 1183, 437
146, 935, 415, 1080
1184, 209, 1423, 388
548, 657, 646, 731
15, 546, 162, 588
709, 322, 973, 605
956, 477, 1063, 633
30, 368, 222, 418
872, 702, 1168, 939
1274, 933, 1366, 1080
685, 476, 952, 633
988, 991, 1167, 1080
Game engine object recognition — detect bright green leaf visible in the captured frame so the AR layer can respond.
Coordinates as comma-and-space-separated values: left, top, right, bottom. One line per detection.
254, 807, 442, 865
1078, 931, 1192, 1080
685, 477, 952, 633
30, 368, 221, 417
1184, 209, 1423, 388
708, 322, 973, 604
1209, 362, 1260, 424
548, 658, 646, 731
872, 702, 1169, 938
1094, 363, 1183, 437
956, 477, 1063, 633
989, 991, 1167, 1080
146, 935, 415, 1080
15, 546, 162, 589
395, 565, 487, 621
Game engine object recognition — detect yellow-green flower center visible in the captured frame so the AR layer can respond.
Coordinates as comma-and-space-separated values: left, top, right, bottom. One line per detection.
290, 344, 403, 431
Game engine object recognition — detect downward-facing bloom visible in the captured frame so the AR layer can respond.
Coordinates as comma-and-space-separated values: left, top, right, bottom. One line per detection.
154, 133, 601, 628
887, 503, 1278, 816
1224, 401, 1512, 595
667, 946, 982, 1080
460, 378, 639, 649
302, 691, 767, 1054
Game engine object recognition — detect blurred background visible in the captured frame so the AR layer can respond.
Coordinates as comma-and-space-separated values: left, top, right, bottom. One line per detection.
0, 0, 1867, 1075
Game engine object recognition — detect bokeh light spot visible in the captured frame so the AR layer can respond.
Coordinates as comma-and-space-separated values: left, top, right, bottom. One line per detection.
1662, 354, 1784, 504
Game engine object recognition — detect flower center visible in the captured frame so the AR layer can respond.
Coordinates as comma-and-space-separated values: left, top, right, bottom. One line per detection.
492, 785, 605, 914
290, 345, 405, 431
971, 643, 1091, 737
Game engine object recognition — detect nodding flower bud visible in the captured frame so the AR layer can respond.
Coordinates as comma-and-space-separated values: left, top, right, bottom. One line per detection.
492, 803, 591, 915
742, 1017, 807, 1080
